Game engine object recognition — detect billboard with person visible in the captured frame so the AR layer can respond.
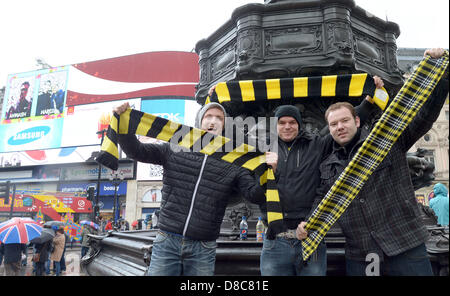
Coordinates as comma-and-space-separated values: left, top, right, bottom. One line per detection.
3, 76, 35, 120
34, 71, 67, 117
2, 67, 68, 123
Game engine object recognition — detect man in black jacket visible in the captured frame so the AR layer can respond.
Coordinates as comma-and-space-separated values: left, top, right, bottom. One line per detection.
260, 76, 384, 276
34, 240, 51, 276
114, 101, 267, 276
3, 243, 26, 276
297, 48, 448, 276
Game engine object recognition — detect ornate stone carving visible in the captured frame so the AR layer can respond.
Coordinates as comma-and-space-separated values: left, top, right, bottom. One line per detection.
237, 29, 263, 66
353, 30, 386, 68
265, 25, 323, 56
326, 21, 353, 54
195, 0, 403, 105
210, 43, 237, 81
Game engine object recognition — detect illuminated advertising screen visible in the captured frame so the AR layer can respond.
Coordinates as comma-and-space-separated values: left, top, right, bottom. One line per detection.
0, 67, 68, 153
60, 98, 140, 147
136, 98, 200, 181
140, 98, 200, 126
2, 67, 68, 123
0, 117, 64, 152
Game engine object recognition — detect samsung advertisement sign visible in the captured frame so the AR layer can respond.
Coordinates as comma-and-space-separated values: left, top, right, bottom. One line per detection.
0, 118, 64, 152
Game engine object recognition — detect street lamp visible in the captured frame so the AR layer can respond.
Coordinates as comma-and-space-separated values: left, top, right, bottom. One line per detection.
109, 171, 124, 227
95, 128, 108, 221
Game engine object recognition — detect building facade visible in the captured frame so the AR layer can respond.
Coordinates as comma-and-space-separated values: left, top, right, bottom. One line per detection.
0, 51, 200, 226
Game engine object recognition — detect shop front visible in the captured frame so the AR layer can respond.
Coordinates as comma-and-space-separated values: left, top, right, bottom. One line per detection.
59, 180, 128, 221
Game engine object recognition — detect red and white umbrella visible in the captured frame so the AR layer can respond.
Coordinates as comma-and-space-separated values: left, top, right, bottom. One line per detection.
0, 217, 43, 244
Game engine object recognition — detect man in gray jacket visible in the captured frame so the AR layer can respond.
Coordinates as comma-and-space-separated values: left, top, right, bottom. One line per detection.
114, 101, 267, 276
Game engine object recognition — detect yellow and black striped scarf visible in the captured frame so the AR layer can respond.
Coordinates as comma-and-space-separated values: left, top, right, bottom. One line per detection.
96, 73, 388, 240
206, 73, 389, 110
302, 51, 449, 260
96, 108, 285, 238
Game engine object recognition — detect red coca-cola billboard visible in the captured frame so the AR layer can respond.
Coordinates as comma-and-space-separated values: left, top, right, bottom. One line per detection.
66, 51, 199, 106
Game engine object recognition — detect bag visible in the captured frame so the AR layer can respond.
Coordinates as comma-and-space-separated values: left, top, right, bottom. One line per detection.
32, 253, 40, 262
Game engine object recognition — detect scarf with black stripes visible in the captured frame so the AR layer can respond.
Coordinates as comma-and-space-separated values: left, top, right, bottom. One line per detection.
96, 73, 389, 240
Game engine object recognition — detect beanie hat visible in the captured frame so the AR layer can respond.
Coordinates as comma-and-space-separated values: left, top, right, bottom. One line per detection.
194, 102, 227, 129
274, 105, 302, 125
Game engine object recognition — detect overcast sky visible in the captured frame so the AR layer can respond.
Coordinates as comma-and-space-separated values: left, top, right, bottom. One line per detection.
0, 0, 448, 88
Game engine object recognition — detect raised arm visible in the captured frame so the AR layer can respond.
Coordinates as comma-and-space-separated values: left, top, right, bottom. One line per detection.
398, 48, 449, 152
114, 102, 171, 165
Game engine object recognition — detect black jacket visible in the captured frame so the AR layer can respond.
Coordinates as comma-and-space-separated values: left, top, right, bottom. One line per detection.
119, 135, 266, 241
35, 239, 52, 263
311, 75, 449, 260
3, 243, 26, 264
261, 99, 376, 228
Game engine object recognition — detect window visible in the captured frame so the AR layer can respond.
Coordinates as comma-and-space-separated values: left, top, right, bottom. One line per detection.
142, 188, 162, 202
423, 134, 431, 142
424, 150, 435, 168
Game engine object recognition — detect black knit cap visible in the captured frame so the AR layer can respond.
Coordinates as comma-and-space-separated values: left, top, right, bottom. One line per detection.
274, 105, 302, 125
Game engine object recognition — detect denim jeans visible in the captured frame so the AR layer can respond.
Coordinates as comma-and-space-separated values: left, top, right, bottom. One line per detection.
45, 255, 50, 275
36, 262, 46, 276
346, 243, 433, 276
81, 246, 89, 258
147, 231, 217, 276
54, 261, 61, 276
260, 237, 327, 276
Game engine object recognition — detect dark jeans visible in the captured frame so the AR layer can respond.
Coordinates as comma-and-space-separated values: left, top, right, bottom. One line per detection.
346, 243, 433, 276
36, 262, 46, 276
81, 246, 89, 258
147, 231, 217, 276
260, 237, 327, 276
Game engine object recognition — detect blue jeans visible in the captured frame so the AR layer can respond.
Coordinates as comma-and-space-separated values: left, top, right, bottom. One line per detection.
54, 261, 61, 276
45, 255, 50, 275
81, 246, 89, 258
346, 243, 433, 276
260, 237, 327, 276
147, 231, 217, 276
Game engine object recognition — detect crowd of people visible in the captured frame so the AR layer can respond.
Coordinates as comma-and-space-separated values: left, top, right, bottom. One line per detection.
0, 226, 66, 276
